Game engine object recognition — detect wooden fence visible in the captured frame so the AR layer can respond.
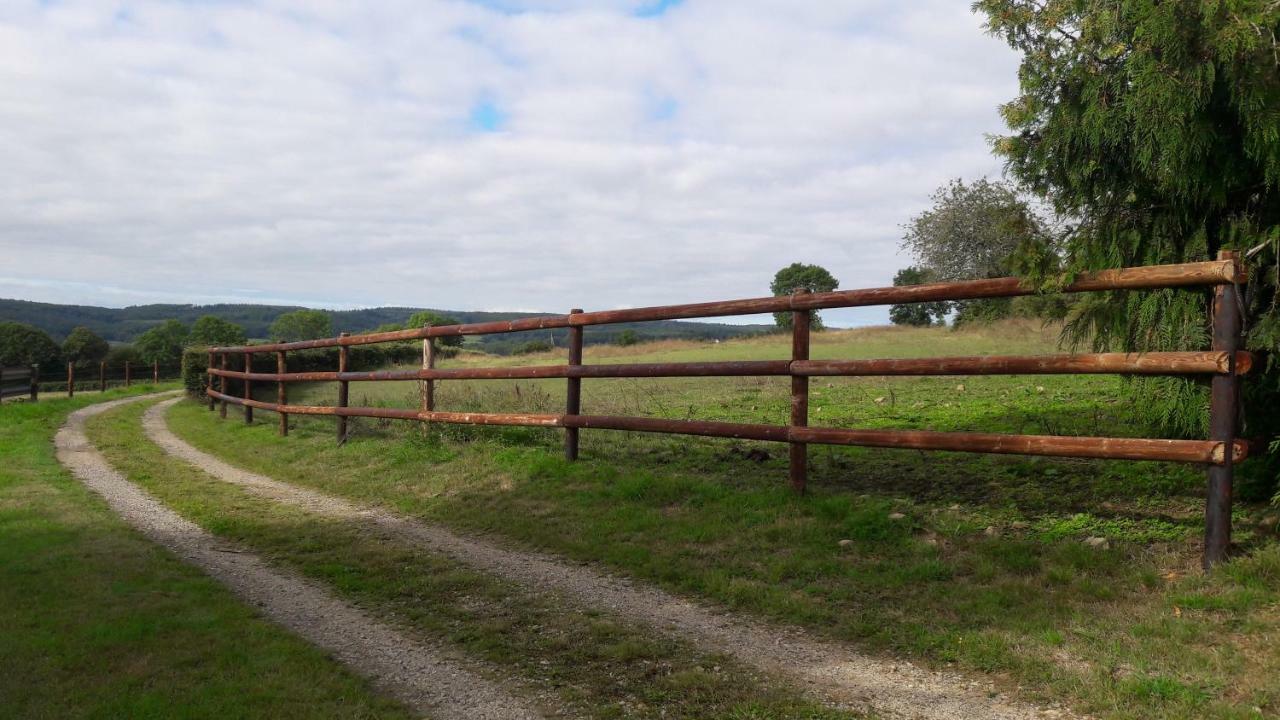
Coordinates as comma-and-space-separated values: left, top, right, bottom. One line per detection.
50, 360, 178, 398
206, 253, 1253, 568
0, 366, 38, 402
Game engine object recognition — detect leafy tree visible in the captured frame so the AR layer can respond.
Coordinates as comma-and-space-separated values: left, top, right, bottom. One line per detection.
61, 326, 110, 366
975, 0, 1280, 495
888, 267, 949, 326
770, 263, 839, 330
269, 310, 333, 343
0, 322, 61, 368
405, 310, 464, 348
134, 320, 189, 365
616, 329, 639, 346
187, 315, 247, 347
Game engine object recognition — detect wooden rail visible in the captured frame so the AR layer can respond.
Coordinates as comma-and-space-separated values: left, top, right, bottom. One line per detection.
206, 255, 1252, 569
0, 366, 38, 402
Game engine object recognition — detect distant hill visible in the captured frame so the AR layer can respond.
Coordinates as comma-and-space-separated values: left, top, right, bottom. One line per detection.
0, 299, 774, 354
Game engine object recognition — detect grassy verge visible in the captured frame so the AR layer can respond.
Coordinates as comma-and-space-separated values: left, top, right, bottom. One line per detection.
176, 324, 1280, 719
0, 386, 410, 720
90, 398, 866, 720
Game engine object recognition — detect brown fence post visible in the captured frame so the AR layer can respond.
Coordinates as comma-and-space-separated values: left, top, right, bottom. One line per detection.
565, 309, 584, 460
243, 352, 253, 424
790, 293, 811, 493
422, 325, 435, 413
30, 365, 38, 402
219, 353, 228, 419
1204, 250, 1244, 570
277, 351, 288, 436
206, 353, 215, 410
153, 360, 159, 384
99, 361, 106, 393
125, 361, 131, 387
337, 333, 350, 444
67, 361, 74, 398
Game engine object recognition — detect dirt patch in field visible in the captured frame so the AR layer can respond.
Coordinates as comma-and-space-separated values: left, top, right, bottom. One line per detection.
147, 397, 1079, 720
59, 394, 544, 720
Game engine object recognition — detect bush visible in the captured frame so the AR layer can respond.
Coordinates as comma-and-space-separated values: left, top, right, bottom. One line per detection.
182, 347, 210, 398
513, 340, 554, 355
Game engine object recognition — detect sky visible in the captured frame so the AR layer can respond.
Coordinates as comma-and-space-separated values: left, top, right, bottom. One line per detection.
0, 0, 1021, 327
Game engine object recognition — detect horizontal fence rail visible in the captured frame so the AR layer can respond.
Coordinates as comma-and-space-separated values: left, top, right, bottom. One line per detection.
206, 255, 1252, 569
0, 366, 37, 401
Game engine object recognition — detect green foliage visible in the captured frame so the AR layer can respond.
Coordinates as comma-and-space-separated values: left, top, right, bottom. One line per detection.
888, 267, 949, 326
513, 340, 554, 355
134, 320, 189, 365
405, 311, 464, 348
976, 0, 1280, 496
187, 315, 247, 347
616, 329, 639, 346
770, 263, 839, 329
269, 309, 332, 343
60, 326, 109, 366
0, 322, 61, 368
104, 344, 139, 366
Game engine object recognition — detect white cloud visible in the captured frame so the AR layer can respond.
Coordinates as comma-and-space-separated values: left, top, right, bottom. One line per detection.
0, 0, 1019, 326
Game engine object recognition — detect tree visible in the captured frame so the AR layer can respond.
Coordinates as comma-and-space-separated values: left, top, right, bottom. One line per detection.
888, 267, 949, 326
616, 329, 639, 346
269, 310, 333, 343
188, 315, 248, 347
770, 263, 839, 329
134, 320, 189, 365
0, 322, 61, 368
62, 326, 110, 366
975, 0, 1280, 494
405, 311, 463, 348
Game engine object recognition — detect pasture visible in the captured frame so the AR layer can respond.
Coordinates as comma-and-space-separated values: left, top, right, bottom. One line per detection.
175, 321, 1280, 719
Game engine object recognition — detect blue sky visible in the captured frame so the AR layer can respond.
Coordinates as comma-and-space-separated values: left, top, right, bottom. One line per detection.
0, 0, 1019, 326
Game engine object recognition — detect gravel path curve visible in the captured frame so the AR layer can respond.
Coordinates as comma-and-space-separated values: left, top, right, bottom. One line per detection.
59, 394, 544, 720
148, 398, 1079, 720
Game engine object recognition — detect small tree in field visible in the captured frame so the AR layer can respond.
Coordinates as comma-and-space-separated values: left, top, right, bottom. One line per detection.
406, 311, 463, 349
188, 315, 248, 347
770, 263, 838, 330
0, 322, 61, 368
62, 326, 110, 366
269, 309, 333, 343
135, 320, 189, 365
888, 267, 949, 326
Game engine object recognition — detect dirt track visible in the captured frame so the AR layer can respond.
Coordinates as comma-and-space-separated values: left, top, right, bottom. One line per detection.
58, 394, 545, 720
147, 397, 1077, 720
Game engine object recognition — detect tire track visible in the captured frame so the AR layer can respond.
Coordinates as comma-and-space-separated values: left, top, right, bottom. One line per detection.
59, 394, 544, 720
148, 397, 1077, 720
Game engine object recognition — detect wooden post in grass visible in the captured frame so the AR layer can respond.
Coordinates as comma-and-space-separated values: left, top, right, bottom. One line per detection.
337, 333, 349, 444
789, 291, 811, 493
99, 361, 106, 393
243, 352, 253, 424
277, 351, 288, 436
565, 309, 584, 461
30, 364, 38, 402
421, 324, 435, 413
152, 360, 159, 384
124, 361, 131, 388
219, 353, 228, 419
207, 353, 215, 410
1204, 250, 1244, 570
67, 361, 74, 398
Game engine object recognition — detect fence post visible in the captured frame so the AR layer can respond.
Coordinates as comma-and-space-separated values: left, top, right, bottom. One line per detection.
99, 361, 106, 393
125, 361, 131, 388
153, 360, 159, 384
1204, 250, 1244, 570
243, 352, 253, 424
421, 325, 435, 413
206, 353, 215, 410
789, 293, 811, 493
337, 333, 350, 444
277, 351, 288, 436
67, 361, 74, 398
565, 309, 584, 460
30, 364, 38, 402
219, 353, 228, 419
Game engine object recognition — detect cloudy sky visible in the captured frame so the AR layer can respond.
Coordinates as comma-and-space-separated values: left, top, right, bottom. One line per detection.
0, 0, 1020, 326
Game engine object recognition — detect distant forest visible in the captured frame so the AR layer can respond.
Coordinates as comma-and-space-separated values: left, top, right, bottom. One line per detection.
0, 299, 773, 354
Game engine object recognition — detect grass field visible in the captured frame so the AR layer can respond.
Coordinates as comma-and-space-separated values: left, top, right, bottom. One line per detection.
0, 386, 411, 720
174, 321, 1280, 719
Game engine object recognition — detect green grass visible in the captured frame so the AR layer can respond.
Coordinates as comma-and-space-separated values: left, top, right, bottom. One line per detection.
0, 386, 411, 720
178, 322, 1280, 718
89, 398, 867, 720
